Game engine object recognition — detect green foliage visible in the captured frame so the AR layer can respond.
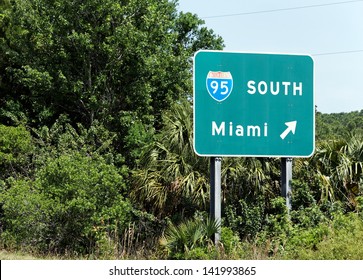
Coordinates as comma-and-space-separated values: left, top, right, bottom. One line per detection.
32, 115, 123, 165
220, 226, 240, 255
291, 179, 317, 208
291, 205, 328, 228
0, 124, 33, 178
312, 136, 363, 209
284, 213, 363, 259
224, 198, 264, 239
160, 216, 219, 259
222, 156, 281, 240
250, 197, 292, 256
132, 100, 209, 218
263, 197, 291, 236
0, 0, 224, 175
0, 124, 32, 162
0, 151, 133, 254
0, 178, 53, 250
316, 110, 363, 140
0, 0, 223, 167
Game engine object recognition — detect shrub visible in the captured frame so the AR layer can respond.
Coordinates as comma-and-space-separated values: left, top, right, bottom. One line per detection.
224, 198, 264, 239
315, 213, 363, 259
263, 197, 291, 236
284, 213, 363, 259
0, 179, 53, 251
220, 227, 240, 253
0, 124, 33, 178
160, 216, 219, 259
0, 152, 133, 255
291, 179, 317, 209
290, 204, 327, 228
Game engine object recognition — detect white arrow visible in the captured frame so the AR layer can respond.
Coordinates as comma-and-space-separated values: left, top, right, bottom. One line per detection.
280, 121, 297, 140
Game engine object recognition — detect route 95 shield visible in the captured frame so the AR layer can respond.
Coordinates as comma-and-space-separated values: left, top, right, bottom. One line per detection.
206, 71, 233, 102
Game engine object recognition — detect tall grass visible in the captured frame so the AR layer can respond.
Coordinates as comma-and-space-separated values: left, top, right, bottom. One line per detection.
2, 212, 363, 260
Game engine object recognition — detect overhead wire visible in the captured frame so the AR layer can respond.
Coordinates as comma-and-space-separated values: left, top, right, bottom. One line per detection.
202, 0, 363, 19
198, 0, 363, 57
312, 49, 363, 56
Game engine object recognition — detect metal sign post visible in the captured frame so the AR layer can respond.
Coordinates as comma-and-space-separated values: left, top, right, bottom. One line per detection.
281, 158, 293, 211
210, 157, 221, 244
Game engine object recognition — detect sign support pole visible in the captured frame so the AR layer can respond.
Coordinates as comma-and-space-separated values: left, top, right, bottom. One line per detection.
281, 157, 293, 211
210, 157, 221, 244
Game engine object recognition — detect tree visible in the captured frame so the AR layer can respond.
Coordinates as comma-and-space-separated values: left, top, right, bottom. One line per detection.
298, 134, 363, 210
315, 110, 363, 140
0, 0, 223, 164
131, 99, 210, 218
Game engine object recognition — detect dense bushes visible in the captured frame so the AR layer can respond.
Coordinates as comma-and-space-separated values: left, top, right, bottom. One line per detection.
1, 111, 363, 259
0, 121, 163, 258
283, 211, 363, 260
0, 124, 33, 179
0, 151, 133, 254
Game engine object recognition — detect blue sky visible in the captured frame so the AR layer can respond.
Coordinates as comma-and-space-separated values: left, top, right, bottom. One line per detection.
177, 0, 363, 113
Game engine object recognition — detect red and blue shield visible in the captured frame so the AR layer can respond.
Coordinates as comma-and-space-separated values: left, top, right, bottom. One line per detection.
206, 71, 233, 102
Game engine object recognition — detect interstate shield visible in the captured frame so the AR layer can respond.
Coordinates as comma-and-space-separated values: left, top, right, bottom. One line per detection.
206, 71, 233, 102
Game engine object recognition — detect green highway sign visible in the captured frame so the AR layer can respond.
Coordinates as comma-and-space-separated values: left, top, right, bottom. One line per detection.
193, 51, 315, 157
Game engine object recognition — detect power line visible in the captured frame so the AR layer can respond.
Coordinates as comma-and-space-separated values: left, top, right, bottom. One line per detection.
202, 0, 363, 19
312, 49, 363, 56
